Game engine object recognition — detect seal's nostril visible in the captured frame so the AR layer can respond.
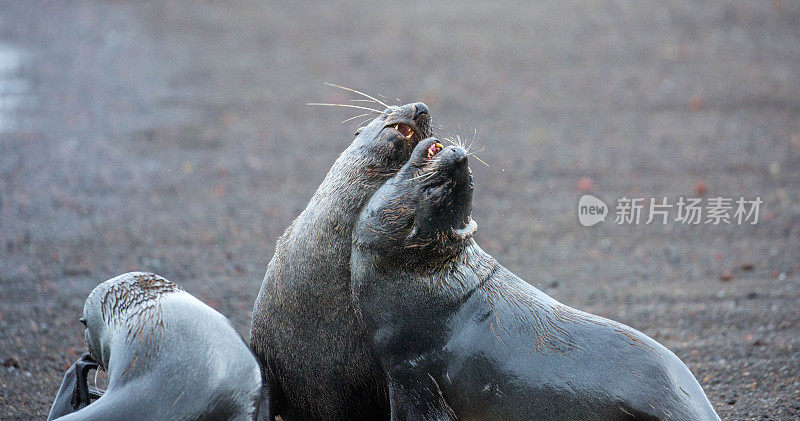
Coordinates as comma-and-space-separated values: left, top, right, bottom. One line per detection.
413, 102, 429, 120
453, 148, 468, 163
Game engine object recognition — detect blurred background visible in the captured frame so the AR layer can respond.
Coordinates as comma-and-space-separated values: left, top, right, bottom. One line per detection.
1, 1, 798, 418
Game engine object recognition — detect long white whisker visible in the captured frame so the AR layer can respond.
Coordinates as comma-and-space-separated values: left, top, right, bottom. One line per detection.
408, 171, 433, 181
324, 82, 390, 108
466, 130, 475, 151
408, 171, 433, 183
468, 145, 486, 155
356, 116, 375, 127
307, 103, 383, 113
471, 154, 490, 168
341, 113, 373, 124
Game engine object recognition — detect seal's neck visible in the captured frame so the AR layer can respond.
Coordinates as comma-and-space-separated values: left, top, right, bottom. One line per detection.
294, 144, 390, 235
105, 324, 161, 389
429, 240, 499, 299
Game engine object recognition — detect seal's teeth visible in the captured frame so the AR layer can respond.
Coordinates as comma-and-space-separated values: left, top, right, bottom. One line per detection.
393, 123, 415, 140
427, 142, 444, 158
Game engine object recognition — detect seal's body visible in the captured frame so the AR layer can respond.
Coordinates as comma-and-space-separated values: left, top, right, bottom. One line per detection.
250, 103, 431, 420
48, 272, 261, 421
351, 139, 720, 420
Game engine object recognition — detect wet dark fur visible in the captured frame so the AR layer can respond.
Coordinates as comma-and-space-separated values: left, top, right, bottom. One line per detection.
351, 140, 720, 420
250, 103, 431, 420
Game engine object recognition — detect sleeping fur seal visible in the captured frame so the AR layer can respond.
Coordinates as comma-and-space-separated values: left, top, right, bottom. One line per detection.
351, 139, 720, 420
250, 102, 431, 420
48, 272, 261, 420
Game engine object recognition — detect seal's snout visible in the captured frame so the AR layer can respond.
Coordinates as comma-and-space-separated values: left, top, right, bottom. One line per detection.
451, 146, 467, 164
436, 145, 468, 169
383, 102, 431, 143
412, 102, 429, 120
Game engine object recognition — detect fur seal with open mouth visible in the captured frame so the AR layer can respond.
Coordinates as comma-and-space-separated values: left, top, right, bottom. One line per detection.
48, 272, 261, 421
250, 101, 432, 420
351, 139, 720, 420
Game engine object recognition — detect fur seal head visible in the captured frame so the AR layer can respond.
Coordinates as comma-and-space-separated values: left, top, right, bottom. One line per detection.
81, 272, 181, 370
345, 102, 431, 180
354, 138, 476, 268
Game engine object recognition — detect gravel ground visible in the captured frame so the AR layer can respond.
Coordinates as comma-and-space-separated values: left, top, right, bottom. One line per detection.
1, 1, 798, 419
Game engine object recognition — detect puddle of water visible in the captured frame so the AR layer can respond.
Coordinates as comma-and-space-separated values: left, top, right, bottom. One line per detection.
0, 42, 37, 133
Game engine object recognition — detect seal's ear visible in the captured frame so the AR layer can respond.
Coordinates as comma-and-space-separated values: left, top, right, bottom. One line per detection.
355, 126, 366, 136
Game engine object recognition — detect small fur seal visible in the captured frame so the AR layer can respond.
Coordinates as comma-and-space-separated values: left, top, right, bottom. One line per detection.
351, 139, 720, 420
250, 102, 432, 420
48, 272, 261, 420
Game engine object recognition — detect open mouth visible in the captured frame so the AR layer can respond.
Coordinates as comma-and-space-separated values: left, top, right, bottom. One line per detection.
386, 123, 420, 142
427, 142, 443, 159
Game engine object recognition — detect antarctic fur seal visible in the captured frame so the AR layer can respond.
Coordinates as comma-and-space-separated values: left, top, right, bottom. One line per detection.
350, 139, 720, 420
48, 272, 262, 420
250, 102, 431, 420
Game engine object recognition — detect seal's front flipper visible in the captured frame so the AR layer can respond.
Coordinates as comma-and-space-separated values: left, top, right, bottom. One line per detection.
48, 359, 80, 420
47, 353, 101, 421
72, 352, 100, 410
387, 377, 456, 421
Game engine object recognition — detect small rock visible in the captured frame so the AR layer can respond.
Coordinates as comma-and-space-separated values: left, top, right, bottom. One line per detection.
727, 398, 736, 405
746, 291, 758, 299
694, 180, 708, 196
688, 94, 705, 111
740, 263, 754, 271
63, 265, 90, 276
576, 177, 595, 192
720, 271, 734, 282
3, 357, 20, 368
181, 161, 193, 174
768, 161, 780, 177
